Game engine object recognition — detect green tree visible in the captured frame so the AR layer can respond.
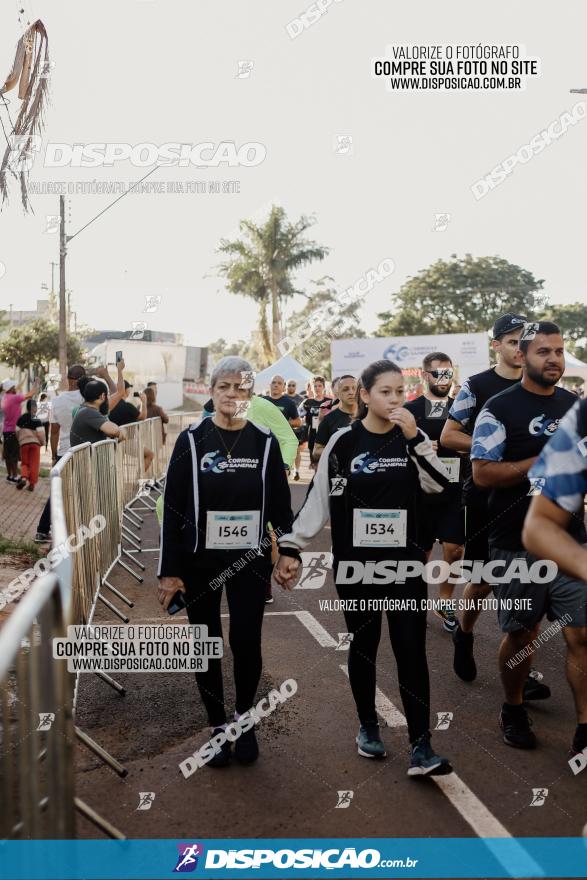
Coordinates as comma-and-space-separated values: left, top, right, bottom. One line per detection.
545, 303, 587, 362
216, 205, 329, 364
284, 279, 366, 376
207, 337, 249, 359
0, 320, 85, 378
377, 255, 546, 336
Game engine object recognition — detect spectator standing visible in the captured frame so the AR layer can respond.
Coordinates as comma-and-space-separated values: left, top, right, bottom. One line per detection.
34, 364, 86, 543
15, 399, 45, 491
108, 379, 154, 472
36, 392, 51, 449
2, 378, 39, 482
144, 386, 169, 441
70, 380, 126, 446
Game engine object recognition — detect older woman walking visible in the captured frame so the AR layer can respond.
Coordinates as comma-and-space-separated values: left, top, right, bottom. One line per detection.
157, 357, 293, 767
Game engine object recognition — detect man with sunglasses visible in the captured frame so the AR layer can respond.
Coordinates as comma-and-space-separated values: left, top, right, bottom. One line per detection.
405, 353, 464, 632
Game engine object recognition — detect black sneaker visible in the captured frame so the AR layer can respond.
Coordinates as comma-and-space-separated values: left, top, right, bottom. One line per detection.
452, 624, 477, 682
356, 723, 387, 759
34, 531, 51, 543
434, 604, 458, 633
523, 671, 551, 701
234, 728, 259, 764
15, 477, 26, 490
499, 706, 537, 749
408, 735, 452, 777
206, 727, 232, 768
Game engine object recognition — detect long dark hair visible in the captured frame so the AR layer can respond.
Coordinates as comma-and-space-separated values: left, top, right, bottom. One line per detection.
355, 359, 402, 420
143, 386, 156, 407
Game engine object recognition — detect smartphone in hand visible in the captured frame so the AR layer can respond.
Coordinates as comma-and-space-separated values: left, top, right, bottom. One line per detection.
115, 350, 123, 364
167, 590, 187, 615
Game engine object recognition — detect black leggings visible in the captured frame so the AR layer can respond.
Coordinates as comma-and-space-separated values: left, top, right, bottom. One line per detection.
180, 558, 269, 728
336, 570, 430, 744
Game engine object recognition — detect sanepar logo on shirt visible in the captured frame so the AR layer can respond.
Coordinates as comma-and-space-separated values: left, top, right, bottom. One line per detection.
200, 451, 259, 473
350, 453, 408, 474
529, 415, 560, 437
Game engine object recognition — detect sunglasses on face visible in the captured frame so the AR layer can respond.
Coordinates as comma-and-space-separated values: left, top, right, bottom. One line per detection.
427, 369, 454, 380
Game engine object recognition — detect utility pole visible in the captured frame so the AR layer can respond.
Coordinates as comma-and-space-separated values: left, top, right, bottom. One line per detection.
59, 195, 67, 386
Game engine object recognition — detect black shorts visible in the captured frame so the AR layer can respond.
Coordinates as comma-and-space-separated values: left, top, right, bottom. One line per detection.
491, 547, 587, 633
419, 499, 465, 552
294, 425, 307, 445
2, 432, 19, 466
463, 490, 491, 567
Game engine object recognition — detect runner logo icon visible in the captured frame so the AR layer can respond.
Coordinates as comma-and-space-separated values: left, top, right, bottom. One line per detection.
330, 477, 347, 495
174, 843, 204, 872
426, 399, 448, 419
297, 552, 332, 588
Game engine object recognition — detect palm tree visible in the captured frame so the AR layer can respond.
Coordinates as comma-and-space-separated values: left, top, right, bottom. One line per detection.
217, 205, 329, 363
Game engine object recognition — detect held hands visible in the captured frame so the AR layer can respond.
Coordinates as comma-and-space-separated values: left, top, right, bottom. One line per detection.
388, 408, 418, 440
273, 555, 301, 591
158, 576, 185, 610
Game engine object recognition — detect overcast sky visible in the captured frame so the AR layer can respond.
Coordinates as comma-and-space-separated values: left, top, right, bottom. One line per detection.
0, 0, 586, 349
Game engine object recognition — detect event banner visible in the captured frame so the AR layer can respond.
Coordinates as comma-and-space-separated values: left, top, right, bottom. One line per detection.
331, 334, 490, 382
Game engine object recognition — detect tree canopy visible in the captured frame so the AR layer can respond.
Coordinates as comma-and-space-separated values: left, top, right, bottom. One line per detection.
0, 320, 85, 376
377, 254, 547, 336
284, 279, 365, 376
216, 205, 329, 364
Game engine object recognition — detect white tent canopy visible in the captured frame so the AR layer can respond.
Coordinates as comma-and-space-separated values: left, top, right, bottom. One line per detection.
564, 351, 587, 384
253, 355, 314, 393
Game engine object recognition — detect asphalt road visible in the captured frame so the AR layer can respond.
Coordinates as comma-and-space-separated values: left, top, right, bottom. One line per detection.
74, 465, 587, 861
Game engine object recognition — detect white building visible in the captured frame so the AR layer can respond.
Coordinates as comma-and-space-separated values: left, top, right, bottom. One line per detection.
87, 338, 207, 409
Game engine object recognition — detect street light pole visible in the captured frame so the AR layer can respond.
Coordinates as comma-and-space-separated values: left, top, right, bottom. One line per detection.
59, 195, 67, 386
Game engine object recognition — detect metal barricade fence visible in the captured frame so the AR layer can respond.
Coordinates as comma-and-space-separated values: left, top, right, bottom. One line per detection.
0, 572, 76, 839
53, 444, 100, 627
0, 571, 122, 839
0, 413, 197, 839
119, 421, 143, 507
47, 414, 195, 629
91, 440, 121, 578
162, 413, 196, 471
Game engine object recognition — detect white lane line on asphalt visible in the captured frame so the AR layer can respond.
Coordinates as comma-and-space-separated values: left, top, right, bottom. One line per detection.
138, 612, 302, 622
340, 665, 406, 728
337, 673, 544, 876
294, 609, 339, 648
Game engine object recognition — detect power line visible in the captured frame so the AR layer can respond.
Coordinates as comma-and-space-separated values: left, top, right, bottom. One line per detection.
66, 165, 160, 243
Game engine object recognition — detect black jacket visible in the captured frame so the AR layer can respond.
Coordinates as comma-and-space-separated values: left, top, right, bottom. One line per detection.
158, 419, 293, 577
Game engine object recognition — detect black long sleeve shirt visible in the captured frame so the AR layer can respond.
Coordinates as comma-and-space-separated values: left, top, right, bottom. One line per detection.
158, 419, 293, 577
279, 420, 450, 564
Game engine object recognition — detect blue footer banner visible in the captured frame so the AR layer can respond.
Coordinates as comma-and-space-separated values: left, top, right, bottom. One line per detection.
1, 838, 586, 879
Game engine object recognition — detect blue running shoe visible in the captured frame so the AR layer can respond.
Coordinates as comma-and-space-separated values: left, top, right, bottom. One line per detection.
408, 735, 452, 777
356, 723, 386, 759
